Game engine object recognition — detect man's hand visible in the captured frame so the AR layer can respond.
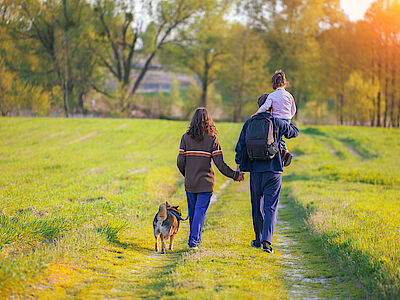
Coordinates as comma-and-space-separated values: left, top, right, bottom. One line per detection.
236, 164, 241, 172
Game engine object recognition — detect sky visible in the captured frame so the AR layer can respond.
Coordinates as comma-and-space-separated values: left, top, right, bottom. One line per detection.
340, 0, 376, 21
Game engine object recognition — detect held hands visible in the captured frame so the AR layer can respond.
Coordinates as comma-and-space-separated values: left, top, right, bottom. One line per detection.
235, 164, 245, 182
237, 172, 245, 182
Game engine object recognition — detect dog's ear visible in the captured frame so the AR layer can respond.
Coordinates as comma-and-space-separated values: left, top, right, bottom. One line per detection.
166, 201, 170, 207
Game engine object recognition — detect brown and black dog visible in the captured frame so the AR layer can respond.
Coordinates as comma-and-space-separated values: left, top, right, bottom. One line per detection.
153, 202, 181, 254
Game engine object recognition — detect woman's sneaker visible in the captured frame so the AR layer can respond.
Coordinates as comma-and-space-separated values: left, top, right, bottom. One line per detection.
251, 240, 261, 249
262, 241, 274, 253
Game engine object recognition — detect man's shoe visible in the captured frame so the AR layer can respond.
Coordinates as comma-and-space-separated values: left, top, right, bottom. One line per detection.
251, 240, 261, 249
189, 246, 198, 250
262, 241, 274, 253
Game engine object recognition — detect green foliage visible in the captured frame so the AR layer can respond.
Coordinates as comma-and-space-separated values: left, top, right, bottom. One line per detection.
181, 81, 202, 118
168, 75, 182, 118
218, 24, 270, 121
0, 62, 52, 116
160, 0, 232, 108
344, 71, 379, 125
1, 0, 399, 124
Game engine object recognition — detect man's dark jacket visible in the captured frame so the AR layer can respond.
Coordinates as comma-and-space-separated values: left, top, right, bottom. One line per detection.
235, 112, 299, 173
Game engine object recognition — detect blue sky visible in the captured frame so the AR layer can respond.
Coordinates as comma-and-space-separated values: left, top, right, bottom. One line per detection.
341, 0, 375, 21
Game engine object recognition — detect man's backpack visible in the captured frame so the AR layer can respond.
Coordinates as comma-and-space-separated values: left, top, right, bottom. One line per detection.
245, 114, 279, 161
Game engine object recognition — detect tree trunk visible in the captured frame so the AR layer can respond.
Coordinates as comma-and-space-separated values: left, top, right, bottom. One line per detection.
377, 56, 382, 127
336, 94, 340, 125
371, 55, 375, 127
377, 91, 381, 127
200, 53, 209, 108
339, 94, 344, 125
384, 70, 389, 127
233, 97, 242, 122
63, 81, 70, 118
390, 49, 396, 127
121, 51, 157, 113
78, 92, 85, 113
371, 95, 376, 127
130, 52, 156, 98
200, 80, 208, 107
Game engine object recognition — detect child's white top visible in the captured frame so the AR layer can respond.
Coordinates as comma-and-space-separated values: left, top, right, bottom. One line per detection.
257, 87, 296, 119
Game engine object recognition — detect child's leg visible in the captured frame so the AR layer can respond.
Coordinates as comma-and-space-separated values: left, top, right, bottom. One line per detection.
279, 119, 291, 150
281, 139, 288, 150
279, 119, 293, 166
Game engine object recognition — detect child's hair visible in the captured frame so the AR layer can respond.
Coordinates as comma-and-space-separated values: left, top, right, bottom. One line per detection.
272, 70, 286, 90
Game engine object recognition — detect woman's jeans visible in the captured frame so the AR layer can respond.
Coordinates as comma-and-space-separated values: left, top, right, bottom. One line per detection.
186, 192, 213, 247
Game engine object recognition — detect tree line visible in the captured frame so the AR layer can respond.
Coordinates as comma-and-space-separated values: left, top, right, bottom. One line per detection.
0, 0, 399, 126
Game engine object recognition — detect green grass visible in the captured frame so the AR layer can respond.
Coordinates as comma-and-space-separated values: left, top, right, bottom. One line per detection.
0, 118, 399, 298
287, 125, 400, 297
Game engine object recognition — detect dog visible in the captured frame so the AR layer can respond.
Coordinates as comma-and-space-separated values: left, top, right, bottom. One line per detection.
153, 201, 181, 254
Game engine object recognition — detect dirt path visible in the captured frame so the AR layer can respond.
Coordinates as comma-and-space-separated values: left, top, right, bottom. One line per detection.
35, 179, 366, 299
276, 191, 365, 299
133, 181, 367, 298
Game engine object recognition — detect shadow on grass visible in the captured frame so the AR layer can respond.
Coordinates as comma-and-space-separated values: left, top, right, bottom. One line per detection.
282, 187, 398, 298
282, 171, 324, 183
302, 127, 328, 137
110, 236, 187, 298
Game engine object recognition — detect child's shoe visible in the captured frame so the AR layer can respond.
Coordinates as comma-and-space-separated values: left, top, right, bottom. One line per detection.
281, 148, 293, 167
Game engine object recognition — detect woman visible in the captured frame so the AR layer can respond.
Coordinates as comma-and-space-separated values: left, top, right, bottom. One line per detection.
177, 108, 244, 250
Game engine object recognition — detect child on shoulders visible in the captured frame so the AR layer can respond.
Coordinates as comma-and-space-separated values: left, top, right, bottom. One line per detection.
252, 70, 296, 166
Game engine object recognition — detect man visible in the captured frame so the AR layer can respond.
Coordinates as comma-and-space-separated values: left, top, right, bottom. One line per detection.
235, 93, 299, 253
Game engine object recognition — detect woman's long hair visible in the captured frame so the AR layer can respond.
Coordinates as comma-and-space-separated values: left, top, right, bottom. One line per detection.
187, 108, 217, 142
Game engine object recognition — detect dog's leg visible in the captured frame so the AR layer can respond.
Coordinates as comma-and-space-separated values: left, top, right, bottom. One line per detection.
160, 234, 166, 254
155, 235, 159, 252
169, 234, 175, 251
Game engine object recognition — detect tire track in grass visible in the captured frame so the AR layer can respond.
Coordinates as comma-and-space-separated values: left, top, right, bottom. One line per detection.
277, 187, 367, 299
342, 142, 364, 159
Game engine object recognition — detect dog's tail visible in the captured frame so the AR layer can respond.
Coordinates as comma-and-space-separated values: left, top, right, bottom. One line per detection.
157, 203, 167, 224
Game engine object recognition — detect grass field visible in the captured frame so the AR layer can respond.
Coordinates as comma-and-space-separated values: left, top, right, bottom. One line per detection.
0, 117, 399, 299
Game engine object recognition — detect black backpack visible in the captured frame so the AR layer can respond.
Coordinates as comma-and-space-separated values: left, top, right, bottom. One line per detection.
245, 114, 279, 161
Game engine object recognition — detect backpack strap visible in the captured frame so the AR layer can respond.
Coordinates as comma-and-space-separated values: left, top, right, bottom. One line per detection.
267, 117, 275, 145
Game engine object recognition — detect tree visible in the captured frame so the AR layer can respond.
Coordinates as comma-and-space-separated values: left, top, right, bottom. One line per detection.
161, 0, 231, 108
0, 61, 52, 116
317, 21, 354, 125
344, 71, 379, 125
4, 0, 99, 117
241, 0, 343, 118
89, 0, 202, 114
168, 75, 182, 118
218, 24, 269, 122
0, 62, 15, 116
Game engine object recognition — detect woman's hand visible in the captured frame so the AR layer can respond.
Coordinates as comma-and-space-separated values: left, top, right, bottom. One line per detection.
238, 172, 245, 182
235, 165, 244, 182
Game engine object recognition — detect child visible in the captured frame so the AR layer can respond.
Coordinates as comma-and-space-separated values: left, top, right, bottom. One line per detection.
252, 70, 296, 166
